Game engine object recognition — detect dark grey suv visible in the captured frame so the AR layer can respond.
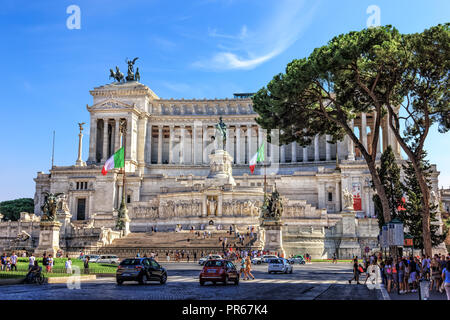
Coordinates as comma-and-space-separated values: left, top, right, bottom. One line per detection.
116, 258, 167, 285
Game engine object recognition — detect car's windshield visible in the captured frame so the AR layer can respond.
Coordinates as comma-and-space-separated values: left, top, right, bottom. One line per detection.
119, 259, 142, 266
205, 260, 224, 267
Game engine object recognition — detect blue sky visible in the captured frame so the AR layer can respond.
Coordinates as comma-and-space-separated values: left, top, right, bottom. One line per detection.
0, 0, 449, 201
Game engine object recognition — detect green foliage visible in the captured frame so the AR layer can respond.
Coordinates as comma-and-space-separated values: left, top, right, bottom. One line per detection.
401, 151, 447, 249
0, 198, 34, 221
373, 146, 404, 228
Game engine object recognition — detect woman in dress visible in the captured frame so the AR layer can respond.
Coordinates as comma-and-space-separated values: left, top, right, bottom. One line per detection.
245, 256, 255, 280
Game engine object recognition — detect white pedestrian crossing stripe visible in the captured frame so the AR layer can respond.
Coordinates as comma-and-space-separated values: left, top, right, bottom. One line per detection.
167, 275, 341, 285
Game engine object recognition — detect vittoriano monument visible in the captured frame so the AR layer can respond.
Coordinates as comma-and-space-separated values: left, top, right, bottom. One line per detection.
260, 186, 285, 256
109, 57, 140, 83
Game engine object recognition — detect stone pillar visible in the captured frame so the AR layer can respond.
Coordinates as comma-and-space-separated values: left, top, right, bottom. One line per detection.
146, 125, 152, 164
180, 125, 185, 164
192, 125, 197, 164
114, 119, 120, 152
218, 194, 223, 217
203, 125, 208, 164
247, 125, 252, 164
169, 125, 174, 164
226, 127, 232, 156
280, 145, 285, 163
361, 112, 367, 151
137, 116, 147, 173
34, 221, 62, 257
325, 135, 331, 161
88, 117, 97, 163
348, 119, 355, 161
236, 125, 241, 164
202, 196, 207, 217
314, 135, 320, 161
75, 126, 86, 167
157, 125, 163, 164
317, 181, 325, 209
102, 118, 109, 162
335, 181, 341, 212
303, 146, 308, 162
291, 142, 297, 163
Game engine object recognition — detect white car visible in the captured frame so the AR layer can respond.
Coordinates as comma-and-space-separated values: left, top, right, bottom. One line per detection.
251, 257, 262, 264
261, 255, 279, 263
268, 258, 293, 274
96, 255, 120, 264
198, 254, 223, 265
79, 254, 100, 263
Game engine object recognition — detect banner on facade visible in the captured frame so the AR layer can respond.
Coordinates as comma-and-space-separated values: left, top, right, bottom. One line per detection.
352, 183, 362, 211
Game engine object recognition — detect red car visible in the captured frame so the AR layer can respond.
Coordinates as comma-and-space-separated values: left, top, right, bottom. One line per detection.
199, 259, 239, 286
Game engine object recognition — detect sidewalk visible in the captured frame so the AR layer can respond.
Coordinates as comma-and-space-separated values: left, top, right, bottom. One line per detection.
388, 289, 447, 300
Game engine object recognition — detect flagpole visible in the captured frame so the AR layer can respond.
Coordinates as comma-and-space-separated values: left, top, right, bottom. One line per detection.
117, 119, 129, 233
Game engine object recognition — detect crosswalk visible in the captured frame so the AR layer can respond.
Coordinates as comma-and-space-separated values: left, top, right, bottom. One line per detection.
167, 275, 349, 285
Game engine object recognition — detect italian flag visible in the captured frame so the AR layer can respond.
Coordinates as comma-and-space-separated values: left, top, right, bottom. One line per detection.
249, 142, 265, 174
101, 147, 124, 175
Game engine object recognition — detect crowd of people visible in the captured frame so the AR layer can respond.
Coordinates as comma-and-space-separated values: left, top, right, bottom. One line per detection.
0, 252, 18, 271
349, 253, 450, 300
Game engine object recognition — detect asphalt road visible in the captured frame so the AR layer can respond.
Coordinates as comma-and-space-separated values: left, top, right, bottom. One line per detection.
0, 262, 382, 300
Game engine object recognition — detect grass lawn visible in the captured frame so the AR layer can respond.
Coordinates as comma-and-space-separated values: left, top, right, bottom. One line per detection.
0, 258, 117, 279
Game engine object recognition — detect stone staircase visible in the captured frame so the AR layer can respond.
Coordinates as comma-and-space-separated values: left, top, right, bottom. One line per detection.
96, 230, 263, 259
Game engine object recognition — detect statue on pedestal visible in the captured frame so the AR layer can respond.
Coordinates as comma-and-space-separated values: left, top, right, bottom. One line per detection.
343, 188, 354, 211
215, 116, 227, 150
261, 187, 283, 222
41, 192, 64, 221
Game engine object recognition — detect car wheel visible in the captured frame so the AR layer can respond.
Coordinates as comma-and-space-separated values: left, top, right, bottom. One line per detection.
234, 277, 239, 285
160, 273, 167, 285
212, 281, 216, 285
117, 279, 124, 285
138, 274, 148, 285
223, 276, 228, 286
257, 261, 261, 265
268, 271, 272, 274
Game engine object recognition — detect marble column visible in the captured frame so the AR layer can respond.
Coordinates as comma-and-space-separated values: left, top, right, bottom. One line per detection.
314, 135, 320, 161
88, 117, 97, 163
114, 119, 120, 152
169, 125, 174, 164
157, 125, 163, 164
102, 118, 109, 162
318, 181, 325, 209
192, 125, 197, 164
247, 125, 252, 164
303, 146, 308, 162
280, 145, 285, 163
236, 125, 241, 164
226, 127, 232, 156
137, 116, 147, 172
270, 130, 279, 163
348, 119, 355, 161
325, 135, 331, 161
180, 125, 185, 164
146, 125, 152, 164
361, 112, 367, 151
202, 125, 208, 164
291, 142, 297, 163
335, 181, 341, 212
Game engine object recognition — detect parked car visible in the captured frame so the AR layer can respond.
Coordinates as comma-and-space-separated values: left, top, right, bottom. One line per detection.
268, 258, 293, 274
199, 259, 239, 286
96, 255, 120, 264
79, 254, 100, 263
116, 257, 167, 285
261, 255, 279, 263
198, 254, 223, 265
288, 255, 306, 265
251, 256, 262, 264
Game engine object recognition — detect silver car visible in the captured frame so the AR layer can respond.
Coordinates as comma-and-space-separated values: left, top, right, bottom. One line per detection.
268, 258, 293, 274
96, 255, 120, 264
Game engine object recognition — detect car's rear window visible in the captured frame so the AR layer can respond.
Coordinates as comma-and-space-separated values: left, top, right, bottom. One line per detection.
120, 259, 142, 266
270, 259, 283, 264
205, 260, 224, 267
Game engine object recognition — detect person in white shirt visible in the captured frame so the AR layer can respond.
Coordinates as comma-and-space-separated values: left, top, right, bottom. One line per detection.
65, 258, 72, 274
29, 254, 35, 271
10, 252, 18, 271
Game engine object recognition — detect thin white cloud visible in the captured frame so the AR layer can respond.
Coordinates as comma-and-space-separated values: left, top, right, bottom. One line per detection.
193, 0, 318, 71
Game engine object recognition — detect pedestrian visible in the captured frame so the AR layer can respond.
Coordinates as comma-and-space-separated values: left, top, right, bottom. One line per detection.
238, 257, 247, 280
10, 252, 17, 271
430, 258, 441, 292
65, 258, 72, 274
194, 251, 197, 262
166, 252, 170, 262
245, 256, 255, 280
408, 256, 418, 293
28, 253, 35, 271
349, 256, 361, 284
47, 254, 54, 273
397, 257, 406, 294
187, 253, 190, 263
0, 253, 6, 271
442, 260, 450, 300
332, 253, 337, 264
84, 256, 90, 274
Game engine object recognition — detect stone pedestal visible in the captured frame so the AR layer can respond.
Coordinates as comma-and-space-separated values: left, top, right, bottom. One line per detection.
339, 210, 361, 258
34, 221, 62, 257
262, 221, 285, 257
206, 150, 236, 188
